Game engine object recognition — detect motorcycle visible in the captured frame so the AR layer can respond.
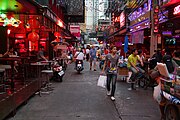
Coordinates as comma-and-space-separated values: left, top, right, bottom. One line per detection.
75, 60, 84, 73
51, 58, 65, 82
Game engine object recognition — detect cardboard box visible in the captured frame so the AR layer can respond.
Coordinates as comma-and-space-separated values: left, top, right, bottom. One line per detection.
118, 67, 128, 76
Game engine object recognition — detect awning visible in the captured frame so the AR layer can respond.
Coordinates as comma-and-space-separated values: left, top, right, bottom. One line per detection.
163, 0, 180, 7
107, 28, 127, 40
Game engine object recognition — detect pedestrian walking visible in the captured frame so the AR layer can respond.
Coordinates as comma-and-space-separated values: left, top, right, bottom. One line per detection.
85, 46, 90, 61
89, 45, 97, 71
102, 46, 119, 101
96, 47, 101, 61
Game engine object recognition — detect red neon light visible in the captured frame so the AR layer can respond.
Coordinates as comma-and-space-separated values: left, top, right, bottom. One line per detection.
114, 16, 120, 22
173, 5, 180, 15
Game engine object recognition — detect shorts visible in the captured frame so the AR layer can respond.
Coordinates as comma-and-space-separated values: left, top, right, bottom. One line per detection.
90, 58, 97, 63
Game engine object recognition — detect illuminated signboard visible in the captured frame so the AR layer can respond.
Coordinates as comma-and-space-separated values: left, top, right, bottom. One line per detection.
159, 10, 168, 23
120, 12, 125, 28
173, 5, 180, 15
45, 9, 65, 29
128, 0, 151, 21
70, 25, 80, 40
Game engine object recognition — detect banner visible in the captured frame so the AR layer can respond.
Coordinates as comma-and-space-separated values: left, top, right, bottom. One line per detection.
131, 30, 144, 44
70, 25, 80, 40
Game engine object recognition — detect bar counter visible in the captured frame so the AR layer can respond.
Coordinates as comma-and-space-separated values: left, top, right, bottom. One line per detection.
0, 57, 47, 120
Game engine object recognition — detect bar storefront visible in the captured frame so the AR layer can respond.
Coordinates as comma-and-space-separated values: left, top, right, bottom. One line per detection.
0, 1, 70, 119
159, 1, 180, 51
128, 0, 152, 55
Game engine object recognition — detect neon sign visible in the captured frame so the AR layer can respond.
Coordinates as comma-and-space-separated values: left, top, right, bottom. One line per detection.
173, 5, 180, 15
128, 0, 151, 21
114, 16, 120, 22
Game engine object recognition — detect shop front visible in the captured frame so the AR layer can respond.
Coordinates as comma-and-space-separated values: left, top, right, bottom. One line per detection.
128, 0, 152, 55
114, 11, 129, 56
106, 11, 128, 55
159, 1, 180, 51
0, 1, 70, 119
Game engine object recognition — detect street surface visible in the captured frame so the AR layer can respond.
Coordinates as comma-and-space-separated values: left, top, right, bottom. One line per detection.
7, 61, 160, 120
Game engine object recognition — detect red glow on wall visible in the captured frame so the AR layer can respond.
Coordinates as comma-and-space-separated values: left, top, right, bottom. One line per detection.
164, 0, 180, 7
15, 34, 26, 38
28, 18, 40, 29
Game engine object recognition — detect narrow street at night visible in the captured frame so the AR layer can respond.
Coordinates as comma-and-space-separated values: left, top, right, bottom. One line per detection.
7, 62, 160, 120
0, 0, 179, 120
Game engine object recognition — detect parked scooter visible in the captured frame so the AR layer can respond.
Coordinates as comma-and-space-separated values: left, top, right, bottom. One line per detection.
75, 60, 84, 73
51, 58, 65, 82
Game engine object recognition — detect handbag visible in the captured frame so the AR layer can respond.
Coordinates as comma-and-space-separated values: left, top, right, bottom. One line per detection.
97, 75, 107, 88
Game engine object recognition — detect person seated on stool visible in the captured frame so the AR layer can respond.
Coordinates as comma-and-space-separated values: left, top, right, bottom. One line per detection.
3, 46, 18, 72
37, 46, 48, 62
127, 48, 145, 90
3, 46, 17, 57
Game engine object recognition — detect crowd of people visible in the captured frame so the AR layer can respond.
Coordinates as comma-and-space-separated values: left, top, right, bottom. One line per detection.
74, 45, 179, 103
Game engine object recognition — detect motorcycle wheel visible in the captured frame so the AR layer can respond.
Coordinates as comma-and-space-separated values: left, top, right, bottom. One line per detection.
139, 78, 146, 88
139, 74, 150, 88
165, 105, 179, 120
77, 70, 81, 74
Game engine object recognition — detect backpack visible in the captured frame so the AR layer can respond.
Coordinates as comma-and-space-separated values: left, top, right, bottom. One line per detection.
163, 55, 174, 73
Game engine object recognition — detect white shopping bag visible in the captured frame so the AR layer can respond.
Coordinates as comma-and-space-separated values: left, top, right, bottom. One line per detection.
97, 75, 107, 88
153, 83, 162, 104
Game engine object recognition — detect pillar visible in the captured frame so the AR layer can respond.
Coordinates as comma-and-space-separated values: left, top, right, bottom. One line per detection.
150, 0, 159, 57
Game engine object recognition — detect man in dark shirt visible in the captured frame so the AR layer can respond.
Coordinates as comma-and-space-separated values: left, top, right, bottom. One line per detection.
37, 46, 48, 61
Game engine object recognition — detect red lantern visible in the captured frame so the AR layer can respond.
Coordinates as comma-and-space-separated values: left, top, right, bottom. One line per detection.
28, 18, 40, 29
28, 32, 39, 42
54, 32, 60, 38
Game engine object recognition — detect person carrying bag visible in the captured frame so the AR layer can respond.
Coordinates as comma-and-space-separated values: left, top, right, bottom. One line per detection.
102, 46, 119, 101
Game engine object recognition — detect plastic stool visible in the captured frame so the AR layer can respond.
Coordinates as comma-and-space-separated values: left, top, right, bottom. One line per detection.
40, 70, 53, 95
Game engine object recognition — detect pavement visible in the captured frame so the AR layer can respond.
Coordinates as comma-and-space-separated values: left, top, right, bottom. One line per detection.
7, 61, 160, 120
